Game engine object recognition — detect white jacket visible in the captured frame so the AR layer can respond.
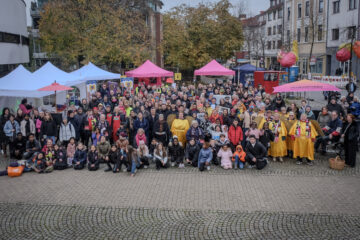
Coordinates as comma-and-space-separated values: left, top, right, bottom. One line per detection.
59, 123, 75, 142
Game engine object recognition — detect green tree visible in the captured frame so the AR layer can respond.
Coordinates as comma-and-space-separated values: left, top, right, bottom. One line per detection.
162, 0, 243, 70
39, 0, 150, 69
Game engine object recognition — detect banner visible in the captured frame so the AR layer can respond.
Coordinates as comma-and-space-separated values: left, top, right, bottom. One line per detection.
213, 95, 231, 105
86, 80, 97, 97
121, 77, 134, 89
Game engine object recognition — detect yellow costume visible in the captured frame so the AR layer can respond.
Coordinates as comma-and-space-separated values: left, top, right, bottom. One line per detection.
171, 119, 190, 146
269, 120, 288, 157
285, 119, 296, 152
289, 120, 318, 161
258, 117, 272, 129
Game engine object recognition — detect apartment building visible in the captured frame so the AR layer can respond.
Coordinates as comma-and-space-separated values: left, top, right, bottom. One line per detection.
326, 0, 359, 79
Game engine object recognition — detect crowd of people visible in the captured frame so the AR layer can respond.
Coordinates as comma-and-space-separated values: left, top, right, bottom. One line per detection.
0, 80, 358, 177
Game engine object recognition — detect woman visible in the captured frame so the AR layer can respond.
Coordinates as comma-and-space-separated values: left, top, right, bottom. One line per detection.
19, 98, 32, 116
342, 114, 359, 167
20, 114, 35, 137
170, 112, 190, 147
34, 110, 44, 141
153, 114, 171, 146
0, 108, 10, 157
133, 112, 149, 139
186, 120, 203, 143
317, 107, 331, 128
154, 142, 168, 170
3, 114, 21, 158
15, 108, 24, 124
40, 112, 57, 144
269, 113, 287, 162
59, 117, 76, 146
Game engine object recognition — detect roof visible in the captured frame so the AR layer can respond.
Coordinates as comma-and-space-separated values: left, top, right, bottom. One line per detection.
232, 64, 265, 72
70, 62, 120, 83
194, 60, 235, 76
125, 60, 173, 78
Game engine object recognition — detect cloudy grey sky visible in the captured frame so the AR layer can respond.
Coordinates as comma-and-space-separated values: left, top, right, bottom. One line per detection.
161, 0, 270, 16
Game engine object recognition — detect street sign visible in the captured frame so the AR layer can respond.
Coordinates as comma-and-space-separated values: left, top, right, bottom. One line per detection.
310, 56, 316, 65
175, 73, 182, 81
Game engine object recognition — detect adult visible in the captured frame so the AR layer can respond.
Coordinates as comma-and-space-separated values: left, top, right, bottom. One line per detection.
0, 108, 10, 157
152, 114, 171, 146
186, 120, 203, 143
133, 112, 149, 140
170, 112, 190, 147
40, 112, 58, 144
245, 135, 268, 170
317, 107, 331, 128
327, 97, 345, 118
315, 111, 342, 155
18, 98, 32, 116
3, 114, 21, 158
268, 113, 287, 162
20, 114, 35, 138
342, 114, 359, 167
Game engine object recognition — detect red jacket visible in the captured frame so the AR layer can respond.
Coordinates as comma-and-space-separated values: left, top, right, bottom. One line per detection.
228, 125, 243, 145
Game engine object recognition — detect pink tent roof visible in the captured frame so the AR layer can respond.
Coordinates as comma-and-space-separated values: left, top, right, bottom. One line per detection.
273, 79, 341, 93
125, 60, 173, 78
194, 60, 235, 76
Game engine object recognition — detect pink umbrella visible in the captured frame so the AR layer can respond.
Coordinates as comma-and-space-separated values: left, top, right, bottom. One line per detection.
273, 79, 340, 93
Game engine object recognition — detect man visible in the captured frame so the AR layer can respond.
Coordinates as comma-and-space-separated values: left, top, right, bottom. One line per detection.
346, 80, 357, 94
327, 97, 345, 118
245, 135, 267, 170
315, 111, 342, 155
68, 110, 80, 140
24, 133, 41, 160
13, 132, 26, 160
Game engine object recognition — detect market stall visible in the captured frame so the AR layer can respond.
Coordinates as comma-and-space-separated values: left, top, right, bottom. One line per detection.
232, 64, 264, 85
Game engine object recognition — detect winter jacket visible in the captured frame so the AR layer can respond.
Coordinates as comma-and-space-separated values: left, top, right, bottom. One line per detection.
185, 127, 203, 142
40, 120, 58, 138
217, 148, 233, 167
133, 118, 149, 135
198, 147, 213, 166
259, 129, 274, 148
185, 143, 200, 161
168, 142, 184, 158
228, 125, 243, 146
59, 123, 76, 142
66, 143, 76, 158
73, 148, 87, 164
323, 118, 343, 136
317, 113, 331, 128
245, 141, 267, 160
87, 151, 99, 166
97, 141, 111, 159
232, 145, 246, 162
20, 119, 35, 136
327, 103, 345, 117
3, 120, 21, 137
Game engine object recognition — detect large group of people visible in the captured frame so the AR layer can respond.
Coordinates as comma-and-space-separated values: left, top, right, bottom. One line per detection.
0, 80, 358, 177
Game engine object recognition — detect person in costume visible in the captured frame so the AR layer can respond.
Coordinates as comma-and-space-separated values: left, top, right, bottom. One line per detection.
170, 112, 190, 146
258, 110, 273, 129
289, 113, 318, 165
269, 113, 287, 162
285, 111, 297, 158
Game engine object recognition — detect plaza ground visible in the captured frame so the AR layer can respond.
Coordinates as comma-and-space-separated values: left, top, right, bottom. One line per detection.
0, 153, 359, 239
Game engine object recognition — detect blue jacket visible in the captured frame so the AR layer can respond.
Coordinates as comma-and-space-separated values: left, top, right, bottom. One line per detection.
134, 118, 149, 134
349, 102, 360, 117
198, 147, 213, 168
324, 118, 342, 135
73, 149, 87, 164
3, 120, 20, 137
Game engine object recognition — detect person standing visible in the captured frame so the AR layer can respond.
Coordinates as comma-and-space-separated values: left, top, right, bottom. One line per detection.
342, 114, 359, 167
269, 113, 287, 162
3, 114, 21, 158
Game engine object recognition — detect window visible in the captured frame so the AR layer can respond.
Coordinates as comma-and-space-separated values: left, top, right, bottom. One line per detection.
0, 32, 20, 44
273, 26, 276, 35
268, 27, 272, 36
278, 25, 283, 34
278, 9, 283, 18
267, 41, 271, 50
268, 12, 272, 21
287, 7, 291, 20
305, 1, 310, 16
297, 28, 301, 42
277, 40, 282, 49
304, 27, 309, 42
332, 28, 339, 40
318, 25, 323, 41
310, 58, 323, 73
319, 0, 324, 12
298, 4, 302, 18
348, 26, 356, 39
273, 11, 276, 20
333, 0, 340, 13
21, 36, 29, 46
270, 0, 275, 7
349, 0, 357, 10
287, 30, 291, 41
273, 41, 276, 49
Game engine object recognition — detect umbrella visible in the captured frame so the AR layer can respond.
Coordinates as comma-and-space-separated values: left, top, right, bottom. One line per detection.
273, 79, 340, 93
166, 78, 174, 84
38, 82, 73, 106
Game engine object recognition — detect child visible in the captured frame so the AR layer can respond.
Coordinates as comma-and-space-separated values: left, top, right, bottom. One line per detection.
168, 136, 184, 168
215, 134, 230, 153
148, 138, 158, 162
135, 128, 147, 147
97, 136, 111, 169
108, 145, 119, 172
66, 137, 76, 167
185, 138, 200, 167
154, 142, 168, 170
87, 145, 99, 171
232, 145, 246, 169
33, 152, 46, 173
245, 122, 261, 141
91, 127, 102, 146
116, 123, 127, 140
259, 122, 275, 150
217, 144, 233, 169
73, 142, 87, 170
53, 144, 68, 170
198, 141, 213, 172
114, 145, 128, 172
137, 140, 150, 169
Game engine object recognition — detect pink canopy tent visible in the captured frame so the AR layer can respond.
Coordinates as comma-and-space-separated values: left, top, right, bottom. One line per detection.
273, 79, 340, 93
194, 60, 235, 76
125, 60, 173, 78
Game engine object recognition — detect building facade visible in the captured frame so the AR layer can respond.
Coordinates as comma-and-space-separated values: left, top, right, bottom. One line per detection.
326, 0, 359, 79
0, 0, 30, 77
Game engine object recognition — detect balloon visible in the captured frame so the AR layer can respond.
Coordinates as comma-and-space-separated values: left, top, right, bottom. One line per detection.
280, 52, 296, 68
353, 41, 360, 59
336, 48, 351, 62
277, 50, 285, 63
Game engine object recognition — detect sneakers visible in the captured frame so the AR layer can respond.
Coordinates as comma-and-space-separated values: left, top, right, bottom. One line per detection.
122, 168, 127, 172
296, 161, 302, 165
144, 165, 148, 169
279, 157, 283, 162
307, 161, 313, 166
171, 162, 175, 167
179, 163, 185, 168
247, 165, 254, 169
273, 157, 277, 162
206, 166, 210, 171
234, 166, 238, 170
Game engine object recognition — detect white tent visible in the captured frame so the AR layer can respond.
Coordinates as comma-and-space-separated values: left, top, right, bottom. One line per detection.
32, 62, 81, 86
70, 62, 120, 84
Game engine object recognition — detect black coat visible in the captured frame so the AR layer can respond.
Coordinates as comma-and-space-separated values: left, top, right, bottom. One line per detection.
168, 143, 184, 158
185, 143, 200, 161
87, 151, 99, 166
342, 122, 359, 147
245, 141, 267, 160
41, 120, 58, 137
153, 120, 171, 145
259, 130, 275, 149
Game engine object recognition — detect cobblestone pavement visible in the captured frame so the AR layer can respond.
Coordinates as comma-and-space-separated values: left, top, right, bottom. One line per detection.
0, 154, 359, 239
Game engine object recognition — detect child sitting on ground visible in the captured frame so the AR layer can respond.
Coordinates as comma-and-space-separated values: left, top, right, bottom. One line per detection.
217, 144, 233, 169
232, 145, 246, 169
33, 152, 46, 173
66, 137, 76, 167
53, 144, 68, 170
87, 145, 99, 171
73, 142, 87, 170
154, 142, 168, 170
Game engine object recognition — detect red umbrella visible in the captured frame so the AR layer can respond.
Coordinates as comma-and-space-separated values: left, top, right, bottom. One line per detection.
38, 82, 73, 106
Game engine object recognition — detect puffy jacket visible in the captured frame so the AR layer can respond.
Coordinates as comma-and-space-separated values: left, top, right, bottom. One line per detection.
97, 141, 111, 158
198, 147, 213, 166
232, 145, 246, 162
185, 143, 200, 160
59, 123, 76, 142
168, 142, 184, 158
40, 120, 58, 137
87, 151, 99, 165
73, 148, 87, 164
228, 125, 243, 145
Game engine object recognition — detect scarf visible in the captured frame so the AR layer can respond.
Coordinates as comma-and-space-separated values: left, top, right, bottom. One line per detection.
272, 120, 281, 137
296, 120, 311, 137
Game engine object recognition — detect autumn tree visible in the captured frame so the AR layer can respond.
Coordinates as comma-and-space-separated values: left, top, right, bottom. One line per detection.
162, 0, 244, 70
39, 0, 151, 69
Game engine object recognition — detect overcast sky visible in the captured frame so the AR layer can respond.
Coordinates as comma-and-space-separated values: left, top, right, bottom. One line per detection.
161, 0, 270, 16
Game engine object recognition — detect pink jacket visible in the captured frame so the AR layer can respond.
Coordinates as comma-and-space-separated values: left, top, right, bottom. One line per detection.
245, 128, 261, 139
19, 104, 31, 115
217, 148, 233, 168
135, 133, 147, 147
67, 143, 76, 158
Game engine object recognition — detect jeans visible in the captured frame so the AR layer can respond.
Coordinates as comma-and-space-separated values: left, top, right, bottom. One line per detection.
131, 160, 138, 174
234, 156, 244, 169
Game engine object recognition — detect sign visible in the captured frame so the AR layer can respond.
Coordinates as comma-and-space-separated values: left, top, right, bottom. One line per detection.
175, 73, 182, 81
86, 80, 97, 96
121, 77, 134, 89
310, 56, 316, 65
213, 95, 232, 105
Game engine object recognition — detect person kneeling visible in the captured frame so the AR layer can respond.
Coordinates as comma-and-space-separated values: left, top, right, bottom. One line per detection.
154, 143, 168, 170
217, 144, 233, 170
53, 144, 68, 170
185, 138, 200, 167
198, 141, 213, 171
232, 145, 246, 169
73, 143, 87, 170
87, 145, 99, 171
245, 135, 268, 170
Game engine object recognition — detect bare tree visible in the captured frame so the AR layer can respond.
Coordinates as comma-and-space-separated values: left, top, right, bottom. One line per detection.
233, 0, 250, 18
